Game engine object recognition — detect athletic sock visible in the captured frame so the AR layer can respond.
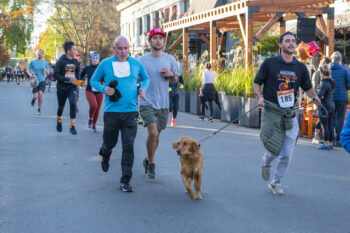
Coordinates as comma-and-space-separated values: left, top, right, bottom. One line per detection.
70, 118, 76, 127
57, 116, 62, 123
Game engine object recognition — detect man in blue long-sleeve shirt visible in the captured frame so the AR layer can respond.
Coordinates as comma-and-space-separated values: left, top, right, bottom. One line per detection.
91, 36, 150, 192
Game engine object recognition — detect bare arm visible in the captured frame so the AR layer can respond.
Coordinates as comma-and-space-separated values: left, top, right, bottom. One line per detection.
253, 83, 264, 106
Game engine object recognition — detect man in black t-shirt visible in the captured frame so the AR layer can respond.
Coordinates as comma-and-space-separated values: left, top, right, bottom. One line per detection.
253, 32, 320, 195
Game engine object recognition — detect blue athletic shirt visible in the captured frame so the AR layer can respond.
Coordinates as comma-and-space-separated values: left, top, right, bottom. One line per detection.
91, 56, 150, 113
28, 59, 49, 82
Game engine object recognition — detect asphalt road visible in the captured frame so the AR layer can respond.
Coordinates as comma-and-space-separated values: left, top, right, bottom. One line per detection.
1, 81, 349, 233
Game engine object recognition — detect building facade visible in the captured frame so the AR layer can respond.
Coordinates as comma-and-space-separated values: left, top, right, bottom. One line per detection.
117, 0, 191, 55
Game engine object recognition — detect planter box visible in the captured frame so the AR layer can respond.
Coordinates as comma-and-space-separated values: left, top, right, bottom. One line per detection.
185, 91, 190, 112
189, 91, 201, 115
238, 97, 260, 128
178, 90, 186, 112
220, 94, 239, 123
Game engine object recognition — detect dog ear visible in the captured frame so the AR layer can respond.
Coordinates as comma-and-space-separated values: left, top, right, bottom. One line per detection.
172, 141, 179, 150
190, 141, 200, 152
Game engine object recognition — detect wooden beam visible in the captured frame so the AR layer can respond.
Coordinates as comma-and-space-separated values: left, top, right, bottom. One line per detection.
255, 13, 284, 41
168, 33, 183, 51
183, 28, 189, 77
326, 9, 334, 56
216, 21, 240, 28
316, 27, 328, 44
219, 27, 241, 33
259, 7, 324, 14
246, 12, 254, 68
188, 29, 210, 34
200, 35, 210, 46
237, 13, 247, 45
210, 21, 217, 64
280, 19, 286, 35
317, 15, 327, 35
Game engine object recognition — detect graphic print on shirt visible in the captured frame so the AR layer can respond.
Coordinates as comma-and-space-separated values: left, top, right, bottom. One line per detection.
64, 64, 76, 79
276, 70, 297, 108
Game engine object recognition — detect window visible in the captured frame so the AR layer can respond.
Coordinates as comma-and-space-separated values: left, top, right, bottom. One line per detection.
146, 14, 151, 32
137, 17, 142, 35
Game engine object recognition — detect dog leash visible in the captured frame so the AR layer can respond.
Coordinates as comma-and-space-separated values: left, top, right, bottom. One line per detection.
198, 98, 328, 145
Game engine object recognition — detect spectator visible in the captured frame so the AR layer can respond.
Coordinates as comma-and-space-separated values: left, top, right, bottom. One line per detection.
330, 51, 350, 147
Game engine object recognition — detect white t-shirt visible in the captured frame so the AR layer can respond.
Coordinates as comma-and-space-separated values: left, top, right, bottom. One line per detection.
202, 70, 216, 85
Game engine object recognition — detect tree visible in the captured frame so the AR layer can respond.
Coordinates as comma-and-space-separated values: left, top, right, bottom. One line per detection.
48, 0, 120, 66
0, 0, 36, 55
0, 44, 10, 66
36, 27, 64, 62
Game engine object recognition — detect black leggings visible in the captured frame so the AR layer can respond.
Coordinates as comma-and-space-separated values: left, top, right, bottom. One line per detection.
201, 96, 214, 117
57, 88, 76, 119
169, 94, 179, 119
320, 108, 335, 142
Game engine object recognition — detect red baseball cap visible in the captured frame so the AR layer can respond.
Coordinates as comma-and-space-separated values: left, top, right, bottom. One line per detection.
148, 28, 165, 40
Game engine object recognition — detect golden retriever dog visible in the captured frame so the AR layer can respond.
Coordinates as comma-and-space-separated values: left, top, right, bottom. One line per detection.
172, 136, 204, 200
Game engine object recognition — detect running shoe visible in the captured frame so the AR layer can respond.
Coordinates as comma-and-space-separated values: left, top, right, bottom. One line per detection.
92, 125, 97, 132
171, 118, 176, 126
70, 126, 77, 135
208, 117, 213, 123
318, 145, 333, 150
268, 182, 284, 195
199, 116, 204, 121
120, 182, 134, 192
88, 119, 93, 128
37, 108, 41, 115
101, 156, 110, 172
148, 163, 156, 179
31, 99, 35, 107
334, 141, 342, 147
56, 122, 62, 132
138, 116, 143, 125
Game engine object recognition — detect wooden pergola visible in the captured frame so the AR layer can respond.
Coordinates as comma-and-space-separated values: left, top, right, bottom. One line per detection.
162, 0, 335, 76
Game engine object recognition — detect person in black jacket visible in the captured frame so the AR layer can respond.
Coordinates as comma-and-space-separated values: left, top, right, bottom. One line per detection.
81, 53, 103, 132
317, 57, 336, 150
169, 75, 184, 126
53, 41, 80, 135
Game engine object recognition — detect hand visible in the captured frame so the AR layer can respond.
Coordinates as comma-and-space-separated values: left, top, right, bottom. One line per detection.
105, 86, 115, 96
258, 96, 264, 107
81, 83, 87, 87
70, 77, 77, 83
139, 89, 146, 99
160, 68, 173, 79
313, 96, 321, 106
44, 68, 49, 75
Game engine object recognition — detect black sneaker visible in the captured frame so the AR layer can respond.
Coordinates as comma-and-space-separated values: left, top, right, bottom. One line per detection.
143, 158, 149, 175
120, 182, 134, 192
70, 126, 77, 135
37, 108, 41, 115
148, 163, 156, 179
101, 157, 110, 172
56, 122, 62, 132
31, 99, 35, 107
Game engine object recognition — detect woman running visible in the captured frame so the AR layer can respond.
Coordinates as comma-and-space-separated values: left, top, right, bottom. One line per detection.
81, 54, 103, 132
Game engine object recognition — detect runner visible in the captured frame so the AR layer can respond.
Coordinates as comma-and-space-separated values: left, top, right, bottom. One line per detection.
53, 41, 80, 135
81, 53, 103, 132
169, 75, 184, 126
45, 63, 54, 92
139, 28, 181, 179
253, 32, 320, 195
27, 49, 49, 115
91, 36, 150, 192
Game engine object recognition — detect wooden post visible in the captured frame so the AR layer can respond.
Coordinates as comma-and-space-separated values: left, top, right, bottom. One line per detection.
280, 18, 286, 35
326, 8, 334, 56
183, 28, 189, 77
246, 11, 254, 68
210, 21, 217, 64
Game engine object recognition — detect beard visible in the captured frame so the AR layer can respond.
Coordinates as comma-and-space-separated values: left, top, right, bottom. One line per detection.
151, 45, 163, 51
282, 46, 294, 55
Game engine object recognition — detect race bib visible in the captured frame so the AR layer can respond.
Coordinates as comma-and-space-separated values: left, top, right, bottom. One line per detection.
112, 61, 130, 78
65, 71, 75, 79
277, 89, 294, 108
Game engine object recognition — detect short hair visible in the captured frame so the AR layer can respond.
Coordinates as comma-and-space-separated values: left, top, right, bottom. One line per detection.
331, 51, 342, 62
206, 62, 211, 69
278, 31, 295, 43
319, 57, 331, 76
63, 41, 75, 53
114, 36, 130, 46
37, 49, 43, 53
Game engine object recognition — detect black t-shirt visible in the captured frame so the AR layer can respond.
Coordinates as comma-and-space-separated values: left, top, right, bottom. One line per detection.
254, 55, 312, 107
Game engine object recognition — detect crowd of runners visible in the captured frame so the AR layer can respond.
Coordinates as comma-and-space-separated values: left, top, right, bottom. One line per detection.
6, 28, 350, 195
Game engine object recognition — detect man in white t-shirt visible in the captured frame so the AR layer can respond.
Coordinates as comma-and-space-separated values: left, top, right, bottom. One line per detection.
139, 28, 180, 179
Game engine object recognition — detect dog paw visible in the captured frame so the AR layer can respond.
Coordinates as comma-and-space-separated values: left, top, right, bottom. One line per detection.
195, 193, 202, 200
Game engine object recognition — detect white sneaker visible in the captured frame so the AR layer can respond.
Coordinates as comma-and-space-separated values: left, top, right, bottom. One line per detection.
268, 182, 284, 195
